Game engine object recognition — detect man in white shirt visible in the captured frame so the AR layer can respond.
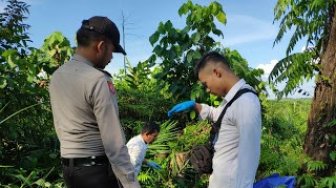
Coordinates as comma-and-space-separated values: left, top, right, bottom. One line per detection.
168, 51, 262, 188
126, 122, 161, 176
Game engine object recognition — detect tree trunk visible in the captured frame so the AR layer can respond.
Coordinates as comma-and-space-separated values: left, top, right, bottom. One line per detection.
304, 7, 336, 176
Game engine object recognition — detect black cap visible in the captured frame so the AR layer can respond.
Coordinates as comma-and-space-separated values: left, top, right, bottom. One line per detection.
81, 16, 126, 55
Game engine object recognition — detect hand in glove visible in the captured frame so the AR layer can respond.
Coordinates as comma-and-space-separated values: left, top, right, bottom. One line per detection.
147, 161, 161, 170
167, 100, 196, 117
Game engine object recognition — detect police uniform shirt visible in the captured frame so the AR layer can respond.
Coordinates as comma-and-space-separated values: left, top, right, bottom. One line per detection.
49, 54, 139, 188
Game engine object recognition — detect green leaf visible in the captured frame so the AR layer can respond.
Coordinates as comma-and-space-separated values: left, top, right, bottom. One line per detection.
165, 20, 173, 30
145, 1, 265, 103
320, 176, 336, 188
27, 74, 35, 83
149, 32, 160, 45
7, 55, 17, 68
212, 28, 223, 36
186, 51, 194, 63
158, 22, 165, 33
0, 165, 14, 168
210, 3, 219, 15
49, 153, 57, 159
307, 160, 327, 172
268, 51, 316, 98
329, 151, 336, 161
0, 103, 43, 125
325, 119, 336, 127
190, 110, 196, 119
34, 179, 45, 186
192, 32, 201, 43
153, 45, 163, 56
0, 78, 8, 89
2, 49, 18, 68
216, 12, 227, 24
178, 3, 189, 16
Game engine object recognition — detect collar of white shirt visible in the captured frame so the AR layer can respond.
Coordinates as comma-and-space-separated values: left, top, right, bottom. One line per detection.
137, 134, 148, 146
223, 79, 246, 103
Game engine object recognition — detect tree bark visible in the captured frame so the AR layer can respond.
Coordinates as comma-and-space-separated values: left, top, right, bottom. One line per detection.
304, 7, 336, 176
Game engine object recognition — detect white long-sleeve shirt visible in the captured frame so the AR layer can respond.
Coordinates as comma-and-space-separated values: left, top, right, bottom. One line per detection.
126, 135, 148, 176
199, 79, 261, 188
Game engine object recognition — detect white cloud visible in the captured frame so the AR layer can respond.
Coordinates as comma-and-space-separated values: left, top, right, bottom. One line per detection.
256, 59, 278, 80
222, 15, 278, 46
257, 59, 278, 75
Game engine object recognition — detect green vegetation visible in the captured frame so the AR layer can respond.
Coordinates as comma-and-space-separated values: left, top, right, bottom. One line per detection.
1, 0, 335, 187
272, 0, 336, 177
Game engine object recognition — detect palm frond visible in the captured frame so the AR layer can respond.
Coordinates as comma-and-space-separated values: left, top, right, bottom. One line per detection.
268, 51, 317, 98
0, 102, 43, 125
148, 120, 179, 155
274, 0, 332, 54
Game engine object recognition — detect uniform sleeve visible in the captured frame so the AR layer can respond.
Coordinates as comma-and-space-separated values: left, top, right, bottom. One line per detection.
234, 94, 262, 187
90, 75, 140, 188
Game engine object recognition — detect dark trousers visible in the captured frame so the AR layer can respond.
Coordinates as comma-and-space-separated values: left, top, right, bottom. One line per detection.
62, 164, 121, 188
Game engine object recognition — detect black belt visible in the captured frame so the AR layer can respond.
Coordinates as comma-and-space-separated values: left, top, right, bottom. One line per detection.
61, 156, 109, 167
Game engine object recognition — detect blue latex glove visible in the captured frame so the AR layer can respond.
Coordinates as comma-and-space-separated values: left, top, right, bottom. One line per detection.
253, 173, 295, 188
147, 161, 161, 169
167, 100, 196, 117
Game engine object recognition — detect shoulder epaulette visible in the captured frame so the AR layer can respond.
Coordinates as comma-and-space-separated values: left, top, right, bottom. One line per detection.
97, 68, 112, 77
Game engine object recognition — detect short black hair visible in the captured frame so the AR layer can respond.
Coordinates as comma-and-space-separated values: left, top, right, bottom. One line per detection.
194, 51, 230, 78
76, 26, 109, 47
141, 122, 160, 135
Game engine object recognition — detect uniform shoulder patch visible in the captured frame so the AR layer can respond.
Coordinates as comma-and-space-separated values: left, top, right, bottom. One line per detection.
107, 81, 116, 94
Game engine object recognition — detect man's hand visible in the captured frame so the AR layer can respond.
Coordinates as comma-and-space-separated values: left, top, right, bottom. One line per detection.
167, 100, 196, 117
147, 161, 161, 170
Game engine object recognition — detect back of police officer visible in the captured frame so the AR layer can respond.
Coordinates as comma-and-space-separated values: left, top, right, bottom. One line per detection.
49, 16, 140, 188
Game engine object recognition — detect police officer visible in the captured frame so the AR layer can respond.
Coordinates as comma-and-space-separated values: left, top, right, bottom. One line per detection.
49, 16, 140, 188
